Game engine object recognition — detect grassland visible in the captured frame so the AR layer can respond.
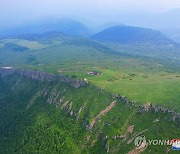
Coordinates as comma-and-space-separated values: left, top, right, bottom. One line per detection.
0, 36, 180, 112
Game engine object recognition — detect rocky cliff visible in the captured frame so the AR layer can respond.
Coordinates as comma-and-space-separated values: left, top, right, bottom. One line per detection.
0, 68, 88, 88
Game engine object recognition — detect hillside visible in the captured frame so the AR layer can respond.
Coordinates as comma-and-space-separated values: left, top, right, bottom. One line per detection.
91, 26, 174, 44
0, 69, 179, 153
0, 36, 180, 112
0, 18, 91, 38
0, 26, 180, 154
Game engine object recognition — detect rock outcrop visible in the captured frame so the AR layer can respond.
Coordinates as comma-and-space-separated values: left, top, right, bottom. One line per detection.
0, 68, 88, 88
112, 94, 180, 121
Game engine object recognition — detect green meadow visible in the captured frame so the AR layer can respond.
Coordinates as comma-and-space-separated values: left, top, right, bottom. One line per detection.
0, 36, 180, 111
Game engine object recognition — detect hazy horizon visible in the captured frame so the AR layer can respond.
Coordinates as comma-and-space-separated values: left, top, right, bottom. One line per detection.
1, 0, 180, 29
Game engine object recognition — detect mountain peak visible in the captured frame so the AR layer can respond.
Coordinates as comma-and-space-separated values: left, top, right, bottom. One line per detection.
91, 26, 174, 44
0, 18, 91, 38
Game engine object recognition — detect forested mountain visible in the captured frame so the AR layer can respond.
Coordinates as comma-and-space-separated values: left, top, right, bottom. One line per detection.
91, 26, 174, 44
0, 68, 179, 153
0, 18, 91, 38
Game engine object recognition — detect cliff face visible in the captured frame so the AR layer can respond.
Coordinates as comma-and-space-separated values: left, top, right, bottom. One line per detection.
114, 94, 180, 121
0, 68, 88, 88
0, 69, 179, 154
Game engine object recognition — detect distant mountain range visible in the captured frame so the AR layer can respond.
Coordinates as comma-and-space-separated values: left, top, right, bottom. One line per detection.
91, 26, 174, 44
99, 9, 180, 30
0, 18, 91, 38
0, 17, 176, 45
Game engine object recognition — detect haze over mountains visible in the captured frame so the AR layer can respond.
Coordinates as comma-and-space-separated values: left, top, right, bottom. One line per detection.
0, 18, 91, 38
161, 28, 180, 43
1, 7, 180, 43
0, 17, 177, 45
101, 9, 180, 29
1, 8, 180, 33
91, 26, 174, 44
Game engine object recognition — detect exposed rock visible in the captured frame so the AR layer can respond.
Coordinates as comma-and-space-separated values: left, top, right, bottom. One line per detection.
171, 115, 177, 122
47, 89, 61, 105
112, 125, 134, 140
115, 94, 180, 121
0, 68, 88, 88
153, 118, 160, 123
43, 87, 50, 97
143, 103, 151, 111
76, 103, 86, 121
61, 101, 69, 109
128, 143, 148, 154
59, 97, 65, 105
89, 101, 116, 130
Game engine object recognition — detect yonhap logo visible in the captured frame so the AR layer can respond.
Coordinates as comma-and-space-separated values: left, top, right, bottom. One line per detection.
134, 135, 147, 149
134, 136, 180, 151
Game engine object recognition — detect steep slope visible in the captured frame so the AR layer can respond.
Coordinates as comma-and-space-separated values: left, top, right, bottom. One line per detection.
0, 18, 91, 38
91, 26, 174, 44
0, 69, 179, 153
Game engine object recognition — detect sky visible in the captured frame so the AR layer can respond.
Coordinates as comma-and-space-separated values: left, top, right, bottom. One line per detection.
0, 0, 180, 27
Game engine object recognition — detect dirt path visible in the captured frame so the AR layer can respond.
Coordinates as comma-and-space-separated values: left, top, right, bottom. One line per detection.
128, 144, 148, 154
89, 101, 116, 129
121, 125, 134, 140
